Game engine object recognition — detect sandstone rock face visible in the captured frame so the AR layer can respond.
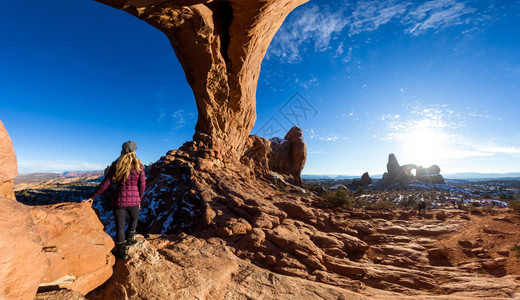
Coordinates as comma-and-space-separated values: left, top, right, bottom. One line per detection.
0, 121, 17, 199
0, 196, 48, 300
96, 0, 308, 156
241, 126, 307, 186
268, 127, 307, 186
33, 202, 115, 295
0, 199, 115, 299
381, 153, 445, 186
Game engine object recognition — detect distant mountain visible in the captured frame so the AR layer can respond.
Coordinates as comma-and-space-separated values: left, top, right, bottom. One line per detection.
303, 172, 520, 181
15, 171, 104, 185
302, 174, 384, 180
443, 172, 520, 180
14, 173, 63, 184
62, 171, 104, 178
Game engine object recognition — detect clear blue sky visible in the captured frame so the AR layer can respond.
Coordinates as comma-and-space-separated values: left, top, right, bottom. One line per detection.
1, 0, 520, 175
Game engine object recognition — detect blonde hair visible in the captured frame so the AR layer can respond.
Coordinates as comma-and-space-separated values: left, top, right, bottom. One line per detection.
114, 151, 142, 182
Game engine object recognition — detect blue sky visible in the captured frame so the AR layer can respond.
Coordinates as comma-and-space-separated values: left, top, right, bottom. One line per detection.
1, 0, 520, 175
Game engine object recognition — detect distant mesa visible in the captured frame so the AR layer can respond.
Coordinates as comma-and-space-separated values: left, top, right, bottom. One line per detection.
381, 153, 445, 186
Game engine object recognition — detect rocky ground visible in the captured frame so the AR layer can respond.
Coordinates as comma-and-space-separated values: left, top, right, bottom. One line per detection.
15, 155, 520, 299
89, 142, 520, 299
34, 205, 520, 299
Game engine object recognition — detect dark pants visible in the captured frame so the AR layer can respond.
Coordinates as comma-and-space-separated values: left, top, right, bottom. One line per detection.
113, 206, 140, 243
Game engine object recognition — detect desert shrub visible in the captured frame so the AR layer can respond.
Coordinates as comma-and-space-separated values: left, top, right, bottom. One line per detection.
509, 200, 520, 215
323, 188, 352, 207
275, 180, 287, 193
470, 201, 481, 207
354, 197, 373, 209
481, 206, 497, 215
469, 206, 482, 215
354, 187, 365, 196
511, 245, 520, 257
374, 199, 396, 211
400, 195, 417, 208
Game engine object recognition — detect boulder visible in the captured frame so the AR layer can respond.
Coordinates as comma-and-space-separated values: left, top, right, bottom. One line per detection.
0, 197, 48, 300
0, 199, 115, 299
33, 202, 115, 294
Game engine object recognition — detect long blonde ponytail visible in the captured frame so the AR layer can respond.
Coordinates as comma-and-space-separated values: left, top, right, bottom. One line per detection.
114, 151, 142, 182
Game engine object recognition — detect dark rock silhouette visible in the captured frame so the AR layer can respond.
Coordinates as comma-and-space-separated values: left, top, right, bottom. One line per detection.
351, 172, 372, 187
381, 153, 445, 186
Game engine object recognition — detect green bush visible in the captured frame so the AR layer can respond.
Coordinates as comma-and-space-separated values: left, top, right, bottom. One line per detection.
509, 200, 520, 215
354, 187, 365, 196
470, 201, 481, 207
511, 245, 520, 257
400, 195, 417, 208
323, 188, 352, 207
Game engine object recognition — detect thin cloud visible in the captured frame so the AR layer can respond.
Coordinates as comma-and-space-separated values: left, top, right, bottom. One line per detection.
267, 0, 503, 63
349, 0, 409, 35
403, 0, 476, 35
307, 128, 343, 142
477, 145, 520, 155
172, 109, 197, 129
267, 5, 348, 63
308, 150, 330, 155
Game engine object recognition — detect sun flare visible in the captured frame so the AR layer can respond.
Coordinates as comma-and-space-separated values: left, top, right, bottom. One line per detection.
400, 124, 448, 167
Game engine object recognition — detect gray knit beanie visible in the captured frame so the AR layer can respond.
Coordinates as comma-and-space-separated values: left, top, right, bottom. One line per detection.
122, 141, 137, 154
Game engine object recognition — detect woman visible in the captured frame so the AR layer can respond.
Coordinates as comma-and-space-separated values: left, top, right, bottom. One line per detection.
84, 141, 146, 259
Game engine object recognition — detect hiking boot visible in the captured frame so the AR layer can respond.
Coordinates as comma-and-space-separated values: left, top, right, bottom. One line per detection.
114, 242, 129, 260
126, 230, 137, 246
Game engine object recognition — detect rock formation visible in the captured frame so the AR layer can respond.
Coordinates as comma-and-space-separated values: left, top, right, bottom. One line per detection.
96, 0, 308, 157
416, 164, 445, 184
351, 172, 372, 187
84, 1, 520, 298
0, 121, 17, 199
0, 122, 114, 299
381, 153, 445, 186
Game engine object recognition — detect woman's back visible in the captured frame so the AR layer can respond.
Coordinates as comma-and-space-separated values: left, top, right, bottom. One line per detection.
113, 165, 145, 207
